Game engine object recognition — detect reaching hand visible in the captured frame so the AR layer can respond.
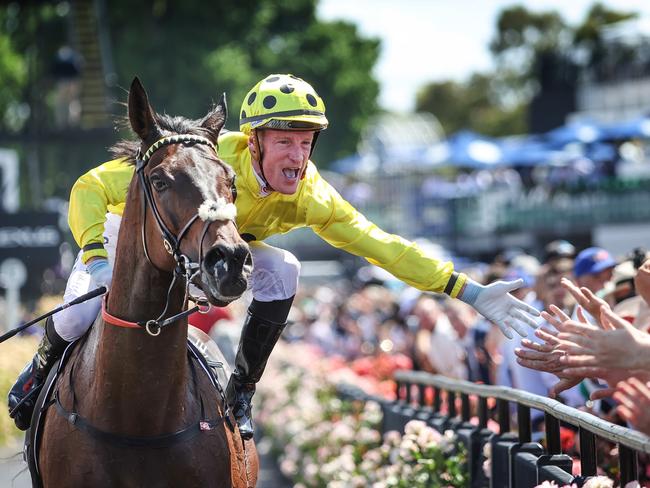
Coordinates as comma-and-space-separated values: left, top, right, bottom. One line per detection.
516, 304, 649, 398
87, 258, 113, 290
459, 278, 540, 339
514, 329, 582, 397
543, 302, 650, 371
613, 377, 650, 436
559, 277, 610, 325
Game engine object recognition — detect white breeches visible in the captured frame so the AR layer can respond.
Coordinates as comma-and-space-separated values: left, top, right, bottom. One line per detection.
53, 216, 300, 341
52, 213, 120, 341
248, 241, 301, 302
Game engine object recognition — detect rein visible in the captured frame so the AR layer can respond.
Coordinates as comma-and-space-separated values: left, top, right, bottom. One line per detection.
106, 134, 233, 336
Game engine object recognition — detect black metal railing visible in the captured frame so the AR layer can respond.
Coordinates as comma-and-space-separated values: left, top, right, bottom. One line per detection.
338, 370, 650, 488
389, 371, 650, 487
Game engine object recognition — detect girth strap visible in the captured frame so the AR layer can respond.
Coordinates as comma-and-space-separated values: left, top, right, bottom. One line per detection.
53, 392, 221, 449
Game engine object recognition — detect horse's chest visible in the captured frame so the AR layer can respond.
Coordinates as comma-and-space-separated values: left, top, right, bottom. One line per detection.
41, 428, 232, 487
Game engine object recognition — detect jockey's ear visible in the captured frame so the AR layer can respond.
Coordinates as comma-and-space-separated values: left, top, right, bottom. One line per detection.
200, 93, 227, 144
128, 77, 160, 143
248, 131, 260, 162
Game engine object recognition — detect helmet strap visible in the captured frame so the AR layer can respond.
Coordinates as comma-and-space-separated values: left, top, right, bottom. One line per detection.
300, 130, 320, 180
252, 130, 275, 193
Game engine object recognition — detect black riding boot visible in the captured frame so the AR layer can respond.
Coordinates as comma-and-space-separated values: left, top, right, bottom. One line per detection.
8, 317, 71, 430
226, 297, 293, 440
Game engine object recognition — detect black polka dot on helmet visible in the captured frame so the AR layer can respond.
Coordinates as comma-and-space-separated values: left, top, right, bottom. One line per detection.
266, 76, 280, 82
280, 84, 295, 94
241, 110, 246, 119
306, 94, 318, 107
247, 92, 256, 105
263, 96, 277, 109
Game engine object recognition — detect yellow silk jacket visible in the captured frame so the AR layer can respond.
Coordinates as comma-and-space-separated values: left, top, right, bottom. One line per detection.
68, 131, 466, 297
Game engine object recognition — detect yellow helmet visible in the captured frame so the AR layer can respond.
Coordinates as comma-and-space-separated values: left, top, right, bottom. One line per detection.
239, 74, 328, 134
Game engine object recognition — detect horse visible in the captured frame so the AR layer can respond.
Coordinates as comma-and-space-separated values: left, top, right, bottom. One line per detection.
32, 78, 258, 487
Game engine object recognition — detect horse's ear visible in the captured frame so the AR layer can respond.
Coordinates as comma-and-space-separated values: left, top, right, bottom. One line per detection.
128, 77, 159, 142
200, 93, 227, 143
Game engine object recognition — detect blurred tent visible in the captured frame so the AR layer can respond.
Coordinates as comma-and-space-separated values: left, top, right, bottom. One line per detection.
545, 119, 604, 147
331, 112, 446, 174
583, 141, 618, 162
601, 115, 650, 140
499, 136, 571, 167
436, 130, 505, 169
329, 114, 650, 175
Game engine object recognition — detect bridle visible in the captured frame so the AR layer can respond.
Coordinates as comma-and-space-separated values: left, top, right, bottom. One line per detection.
104, 134, 236, 336
137, 134, 218, 274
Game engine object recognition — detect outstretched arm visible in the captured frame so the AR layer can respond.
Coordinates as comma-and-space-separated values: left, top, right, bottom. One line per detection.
304, 170, 540, 338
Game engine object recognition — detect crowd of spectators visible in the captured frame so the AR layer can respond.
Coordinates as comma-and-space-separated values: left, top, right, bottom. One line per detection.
196, 237, 650, 479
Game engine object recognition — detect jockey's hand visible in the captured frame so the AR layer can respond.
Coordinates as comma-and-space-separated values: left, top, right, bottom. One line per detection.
458, 277, 540, 339
87, 257, 113, 290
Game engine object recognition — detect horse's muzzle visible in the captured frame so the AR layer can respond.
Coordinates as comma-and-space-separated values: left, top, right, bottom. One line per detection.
200, 243, 252, 305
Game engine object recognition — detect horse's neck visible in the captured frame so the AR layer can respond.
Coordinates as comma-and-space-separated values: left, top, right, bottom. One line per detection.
90, 226, 193, 432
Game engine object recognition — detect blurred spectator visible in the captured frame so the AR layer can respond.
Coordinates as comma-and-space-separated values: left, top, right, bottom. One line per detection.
544, 239, 576, 264
573, 247, 616, 301
189, 305, 232, 335
443, 299, 489, 383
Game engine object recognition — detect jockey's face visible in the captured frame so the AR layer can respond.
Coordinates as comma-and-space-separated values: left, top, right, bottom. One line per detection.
250, 129, 314, 194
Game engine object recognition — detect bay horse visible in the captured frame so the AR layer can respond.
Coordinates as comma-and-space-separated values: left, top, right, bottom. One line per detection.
33, 78, 258, 487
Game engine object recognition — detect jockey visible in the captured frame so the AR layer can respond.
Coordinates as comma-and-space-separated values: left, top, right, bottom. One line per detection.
8, 74, 540, 439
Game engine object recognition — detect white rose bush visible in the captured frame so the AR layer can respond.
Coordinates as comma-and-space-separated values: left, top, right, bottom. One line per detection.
256, 342, 468, 487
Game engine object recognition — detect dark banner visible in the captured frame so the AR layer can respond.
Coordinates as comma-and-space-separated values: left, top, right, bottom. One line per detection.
0, 212, 63, 297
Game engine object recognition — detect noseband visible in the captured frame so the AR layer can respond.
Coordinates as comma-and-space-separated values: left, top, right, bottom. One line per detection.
104, 134, 236, 336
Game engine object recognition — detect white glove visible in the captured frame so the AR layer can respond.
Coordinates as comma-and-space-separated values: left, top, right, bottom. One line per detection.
458, 277, 540, 339
87, 258, 113, 291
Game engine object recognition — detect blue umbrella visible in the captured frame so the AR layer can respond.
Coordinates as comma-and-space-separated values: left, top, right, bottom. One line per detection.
601, 116, 650, 140
443, 130, 505, 168
500, 136, 570, 167
545, 120, 604, 147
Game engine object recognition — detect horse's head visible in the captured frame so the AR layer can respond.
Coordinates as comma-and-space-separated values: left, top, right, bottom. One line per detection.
126, 77, 252, 306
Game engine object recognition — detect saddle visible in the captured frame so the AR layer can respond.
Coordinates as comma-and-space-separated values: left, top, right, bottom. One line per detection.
24, 326, 231, 488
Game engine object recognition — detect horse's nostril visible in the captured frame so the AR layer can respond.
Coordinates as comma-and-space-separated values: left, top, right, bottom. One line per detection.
204, 247, 225, 269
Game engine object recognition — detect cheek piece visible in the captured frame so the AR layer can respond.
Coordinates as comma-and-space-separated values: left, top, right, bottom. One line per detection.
251, 131, 273, 193
300, 131, 320, 180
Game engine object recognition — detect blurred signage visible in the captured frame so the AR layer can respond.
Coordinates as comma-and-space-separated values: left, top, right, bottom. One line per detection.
0, 148, 19, 213
0, 211, 62, 272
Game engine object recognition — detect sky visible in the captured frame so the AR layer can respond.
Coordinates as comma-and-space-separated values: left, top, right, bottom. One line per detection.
317, 0, 650, 111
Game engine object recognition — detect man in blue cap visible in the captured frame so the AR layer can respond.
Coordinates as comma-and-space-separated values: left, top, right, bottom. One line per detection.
573, 247, 617, 299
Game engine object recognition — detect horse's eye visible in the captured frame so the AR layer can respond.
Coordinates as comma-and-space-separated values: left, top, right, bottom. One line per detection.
150, 175, 169, 192
231, 177, 237, 202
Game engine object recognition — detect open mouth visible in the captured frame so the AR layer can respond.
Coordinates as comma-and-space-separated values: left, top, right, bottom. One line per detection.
282, 168, 300, 180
